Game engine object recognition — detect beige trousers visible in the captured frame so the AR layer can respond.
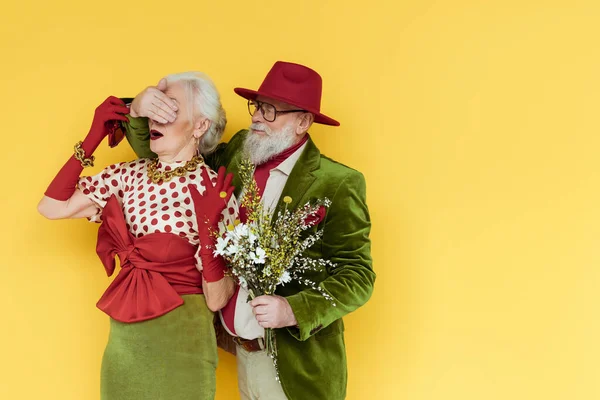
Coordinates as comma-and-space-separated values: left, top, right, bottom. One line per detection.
236, 344, 288, 400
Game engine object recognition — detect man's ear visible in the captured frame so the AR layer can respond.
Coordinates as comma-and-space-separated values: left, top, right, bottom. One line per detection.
194, 118, 212, 138
296, 113, 315, 135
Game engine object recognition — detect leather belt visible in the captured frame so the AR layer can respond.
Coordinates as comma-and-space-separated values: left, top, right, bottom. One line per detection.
233, 336, 264, 352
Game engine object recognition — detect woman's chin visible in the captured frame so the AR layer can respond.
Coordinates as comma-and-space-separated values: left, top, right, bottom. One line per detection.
149, 141, 162, 155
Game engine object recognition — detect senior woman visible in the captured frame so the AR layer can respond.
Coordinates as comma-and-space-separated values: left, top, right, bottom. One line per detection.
38, 72, 237, 400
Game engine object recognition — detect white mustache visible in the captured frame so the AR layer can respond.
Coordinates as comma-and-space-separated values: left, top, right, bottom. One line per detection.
250, 123, 271, 135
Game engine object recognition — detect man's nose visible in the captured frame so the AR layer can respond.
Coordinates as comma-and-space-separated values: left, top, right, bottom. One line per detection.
251, 108, 264, 124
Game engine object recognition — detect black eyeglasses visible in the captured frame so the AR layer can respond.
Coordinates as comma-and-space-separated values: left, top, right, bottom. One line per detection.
247, 100, 305, 122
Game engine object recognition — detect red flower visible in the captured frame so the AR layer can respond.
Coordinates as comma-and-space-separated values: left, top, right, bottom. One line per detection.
304, 206, 326, 227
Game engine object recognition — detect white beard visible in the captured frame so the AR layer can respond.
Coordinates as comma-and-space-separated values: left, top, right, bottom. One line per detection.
243, 123, 297, 165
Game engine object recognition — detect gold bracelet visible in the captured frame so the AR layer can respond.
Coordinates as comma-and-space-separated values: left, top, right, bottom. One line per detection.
73, 141, 95, 168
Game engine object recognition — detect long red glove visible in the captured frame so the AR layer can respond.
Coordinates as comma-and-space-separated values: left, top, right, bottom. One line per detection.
45, 96, 129, 200
188, 166, 235, 282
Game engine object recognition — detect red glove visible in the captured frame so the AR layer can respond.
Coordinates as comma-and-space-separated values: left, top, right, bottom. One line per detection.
188, 166, 235, 282
45, 96, 130, 200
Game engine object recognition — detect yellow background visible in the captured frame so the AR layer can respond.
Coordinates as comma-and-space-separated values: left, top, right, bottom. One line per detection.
1, 0, 599, 399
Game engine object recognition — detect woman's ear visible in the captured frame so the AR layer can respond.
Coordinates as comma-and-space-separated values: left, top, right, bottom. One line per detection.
194, 118, 212, 138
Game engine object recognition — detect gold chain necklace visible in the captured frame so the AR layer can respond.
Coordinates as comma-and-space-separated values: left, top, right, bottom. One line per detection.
146, 155, 204, 184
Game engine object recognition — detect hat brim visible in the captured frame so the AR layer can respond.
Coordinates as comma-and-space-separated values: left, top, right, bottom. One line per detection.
234, 87, 340, 127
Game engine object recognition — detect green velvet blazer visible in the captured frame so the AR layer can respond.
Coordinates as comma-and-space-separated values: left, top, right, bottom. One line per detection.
124, 117, 375, 400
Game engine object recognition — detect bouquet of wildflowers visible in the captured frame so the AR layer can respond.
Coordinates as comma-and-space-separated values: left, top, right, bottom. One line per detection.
213, 158, 336, 372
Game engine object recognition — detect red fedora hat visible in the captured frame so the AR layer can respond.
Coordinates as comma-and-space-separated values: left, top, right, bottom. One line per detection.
234, 61, 340, 126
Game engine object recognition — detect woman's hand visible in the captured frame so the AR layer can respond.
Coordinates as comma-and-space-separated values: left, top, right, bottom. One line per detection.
130, 78, 178, 124
85, 96, 130, 148
188, 166, 235, 236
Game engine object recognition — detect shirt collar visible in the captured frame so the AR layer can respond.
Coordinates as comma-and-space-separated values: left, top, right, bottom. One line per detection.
273, 141, 308, 176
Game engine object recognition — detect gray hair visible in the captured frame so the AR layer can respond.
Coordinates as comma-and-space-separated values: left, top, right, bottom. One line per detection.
165, 71, 227, 155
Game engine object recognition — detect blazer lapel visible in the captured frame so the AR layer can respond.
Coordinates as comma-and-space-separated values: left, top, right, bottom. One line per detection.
273, 137, 321, 217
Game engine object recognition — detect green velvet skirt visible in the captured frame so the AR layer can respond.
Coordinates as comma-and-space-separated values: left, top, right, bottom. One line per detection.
100, 294, 217, 400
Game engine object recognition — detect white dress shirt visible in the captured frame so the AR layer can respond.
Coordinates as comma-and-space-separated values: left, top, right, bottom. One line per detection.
220, 141, 308, 339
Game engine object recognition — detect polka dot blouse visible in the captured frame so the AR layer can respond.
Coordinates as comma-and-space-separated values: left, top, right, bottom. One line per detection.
78, 158, 238, 269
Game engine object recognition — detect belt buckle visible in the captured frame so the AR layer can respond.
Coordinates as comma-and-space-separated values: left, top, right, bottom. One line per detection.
234, 336, 264, 352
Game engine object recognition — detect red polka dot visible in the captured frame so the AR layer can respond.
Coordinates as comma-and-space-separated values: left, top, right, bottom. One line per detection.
172, 192, 179, 198
137, 173, 143, 179
90, 186, 96, 193
86, 177, 92, 182
137, 233, 144, 238
155, 229, 161, 233
150, 203, 158, 209
130, 170, 136, 176
162, 214, 170, 221
173, 201, 181, 207
128, 199, 135, 205
111, 179, 118, 187
185, 210, 193, 217
132, 224, 138, 230
189, 174, 196, 180
151, 218, 158, 225
176, 221, 184, 228
150, 194, 156, 201
130, 215, 136, 222
187, 221, 194, 227
182, 187, 188, 193
147, 179, 153, 184
141, 216, 147, 223
189, 228, 195, 234
143, 225, 148, 232
162, 206, 169, 211
165, 166, 172, 171
130, 162, 137, 167
150, 210, 158, 216
115, 169, 121, 174
179, 177, 186, 183
100, 188, 107, 194
139, 160, 145, 164
161, 198, 168, 204
164, 225, 172, 233
128, 207, 135, 213
140, 209, 146, 215
170, 182, 176, 189
118, 190, 124, 198
137, 185, 144, 191
148, 186, 155, 192
83, 189, 90, 195
228, 207, 235, 214
174, 211, 182, 218
110, 164, 116, 170
138, 193, 144, 199
193, 235, 199, 241
140, 201, 146, 207
160, 189, 167, 195
179, 232, 187, 238
219, 214, 225, 222
184, 198, 191, 205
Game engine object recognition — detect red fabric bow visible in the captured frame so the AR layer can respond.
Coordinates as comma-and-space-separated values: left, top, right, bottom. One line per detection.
95, 195, 203, 323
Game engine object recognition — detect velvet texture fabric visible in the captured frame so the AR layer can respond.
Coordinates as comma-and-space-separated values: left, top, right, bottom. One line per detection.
101, 294, 217, 400
125, 119, 375, 400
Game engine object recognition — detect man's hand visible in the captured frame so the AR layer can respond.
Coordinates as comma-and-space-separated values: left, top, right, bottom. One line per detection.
130, 78, 178, 124
249, 295, 298, 328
